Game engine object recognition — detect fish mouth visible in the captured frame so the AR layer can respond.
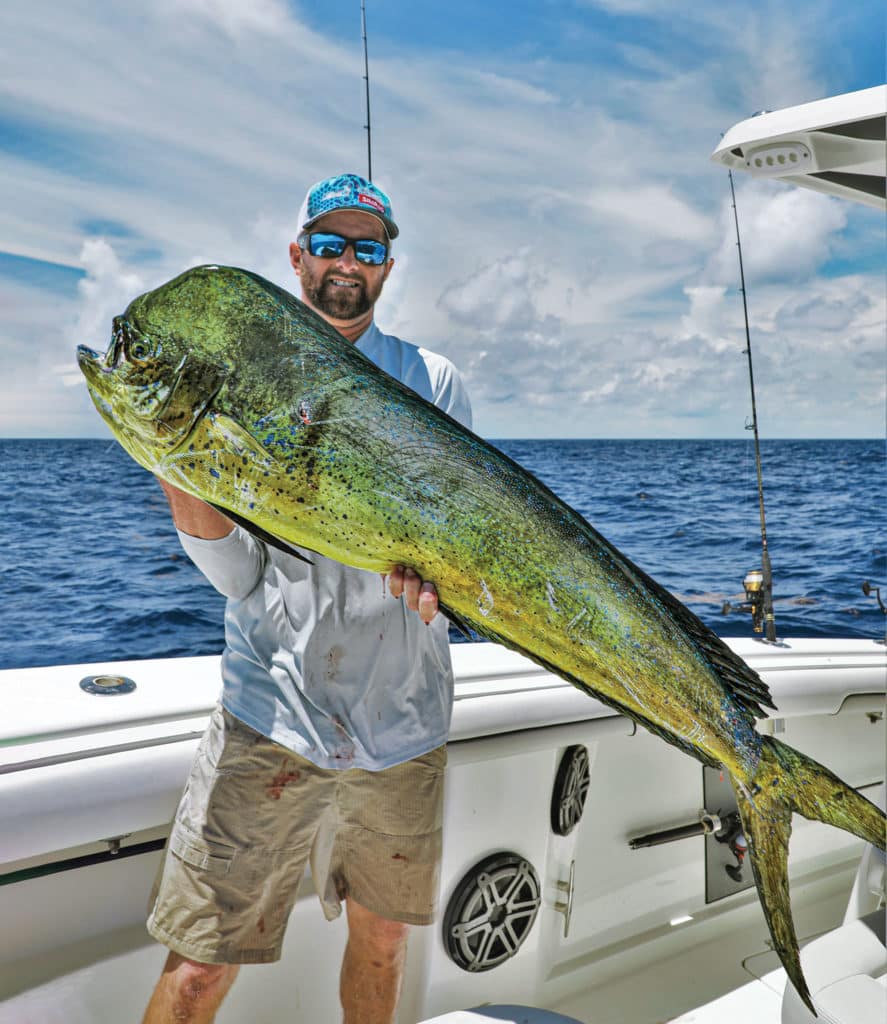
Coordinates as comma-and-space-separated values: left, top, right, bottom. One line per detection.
76, 345, 116, 422
77, 343, 107, 361
77, 344, 105, 386
78, 316, 142, 377
77, 344, 101, 363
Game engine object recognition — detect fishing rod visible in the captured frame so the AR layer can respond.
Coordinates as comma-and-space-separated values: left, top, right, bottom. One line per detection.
360, 0, 373, 180
726, 169, 777, 642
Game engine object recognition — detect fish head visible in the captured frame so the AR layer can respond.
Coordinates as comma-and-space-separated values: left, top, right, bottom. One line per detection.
77, 267, 234, 469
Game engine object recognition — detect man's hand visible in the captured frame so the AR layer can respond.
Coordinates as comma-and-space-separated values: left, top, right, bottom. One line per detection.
386, 565, 439, 624
156, 478, 235, 539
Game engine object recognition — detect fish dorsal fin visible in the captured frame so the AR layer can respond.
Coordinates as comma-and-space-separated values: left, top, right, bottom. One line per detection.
462, 613, 722, 766
611, 543, 777, 719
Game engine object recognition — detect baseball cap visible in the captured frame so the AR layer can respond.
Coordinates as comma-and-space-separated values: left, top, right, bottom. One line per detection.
298, 173, 399, 239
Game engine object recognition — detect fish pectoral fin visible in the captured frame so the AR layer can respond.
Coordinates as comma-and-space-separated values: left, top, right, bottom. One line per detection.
162, 410, 314, 565
732, 778, 813, 1015
201, 412, 279, 468
207, 503, 315, 565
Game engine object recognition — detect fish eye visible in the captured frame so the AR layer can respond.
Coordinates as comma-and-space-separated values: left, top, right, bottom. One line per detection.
127, 338, 155, 361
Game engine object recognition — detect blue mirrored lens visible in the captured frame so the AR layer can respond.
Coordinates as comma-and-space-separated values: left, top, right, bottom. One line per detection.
353, 240, 388, 265
309, 233, 347, 258
307, 233, 387, 265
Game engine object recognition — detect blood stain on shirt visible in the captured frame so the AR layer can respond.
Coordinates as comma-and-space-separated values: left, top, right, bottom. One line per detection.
325, 645, 345, 681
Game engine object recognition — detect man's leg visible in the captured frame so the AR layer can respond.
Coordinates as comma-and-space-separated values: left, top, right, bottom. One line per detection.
142, 951, 240, 1024
341, 898, 410, 1024
144, 709, 328, 1021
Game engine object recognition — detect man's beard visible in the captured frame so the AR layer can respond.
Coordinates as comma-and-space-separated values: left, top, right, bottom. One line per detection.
301, 266, 379, 320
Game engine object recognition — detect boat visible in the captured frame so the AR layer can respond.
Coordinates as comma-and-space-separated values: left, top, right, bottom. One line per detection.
1, 88, 884, 1024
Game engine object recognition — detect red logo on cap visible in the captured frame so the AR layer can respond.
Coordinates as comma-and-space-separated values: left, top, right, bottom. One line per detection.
358, 193, 385, 214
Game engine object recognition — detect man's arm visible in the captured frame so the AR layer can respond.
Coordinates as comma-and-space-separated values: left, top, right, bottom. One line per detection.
157, 479, 439, 621
156, 478, 234, 539
157, 478, 266, 600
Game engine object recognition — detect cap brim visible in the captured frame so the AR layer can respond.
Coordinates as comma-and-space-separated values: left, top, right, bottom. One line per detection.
302, 206, 399, 240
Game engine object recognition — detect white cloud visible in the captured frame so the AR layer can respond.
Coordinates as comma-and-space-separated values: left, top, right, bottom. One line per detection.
440, 250, 542, 330
581, 184, 716, 244
161, 0, 294, 37
466, 70, 558, 106
708, 184, 848, 284
71, 240, 145, 371
584, 0, 681, 13
681, 286, 734, 352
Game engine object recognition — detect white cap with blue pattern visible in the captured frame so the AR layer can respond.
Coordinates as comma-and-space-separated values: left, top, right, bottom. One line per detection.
298, 173, 399, 239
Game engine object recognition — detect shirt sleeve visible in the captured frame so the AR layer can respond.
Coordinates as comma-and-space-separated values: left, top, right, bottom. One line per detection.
177, 525, 266, 600
431, 357, 473, 431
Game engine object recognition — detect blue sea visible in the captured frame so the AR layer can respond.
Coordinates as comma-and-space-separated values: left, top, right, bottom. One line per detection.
0, 438, 883, 670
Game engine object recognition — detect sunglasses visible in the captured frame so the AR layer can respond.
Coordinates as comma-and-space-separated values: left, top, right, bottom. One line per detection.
299, 232, 389, 266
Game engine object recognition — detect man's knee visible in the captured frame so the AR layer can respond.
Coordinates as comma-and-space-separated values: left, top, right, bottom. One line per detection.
345, 900, 410, 959
162, 951, 239, 1006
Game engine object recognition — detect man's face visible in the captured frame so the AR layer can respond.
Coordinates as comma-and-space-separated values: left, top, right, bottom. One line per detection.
291, 209, 393, 322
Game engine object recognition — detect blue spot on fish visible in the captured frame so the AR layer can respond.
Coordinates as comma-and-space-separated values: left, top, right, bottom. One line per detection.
210, 469, 220, 479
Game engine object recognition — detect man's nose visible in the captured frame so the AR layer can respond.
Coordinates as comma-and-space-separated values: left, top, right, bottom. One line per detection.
334, 244, 361, 271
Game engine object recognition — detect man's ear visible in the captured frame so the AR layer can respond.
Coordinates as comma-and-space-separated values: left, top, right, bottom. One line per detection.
289, 241, 303, 276
382, 257, 394, 284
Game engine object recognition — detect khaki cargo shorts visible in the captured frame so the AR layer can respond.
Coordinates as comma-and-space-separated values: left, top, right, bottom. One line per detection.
146, 704, 446, 964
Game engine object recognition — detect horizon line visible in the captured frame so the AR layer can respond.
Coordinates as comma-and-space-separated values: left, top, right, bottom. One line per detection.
0, 435, 881, 444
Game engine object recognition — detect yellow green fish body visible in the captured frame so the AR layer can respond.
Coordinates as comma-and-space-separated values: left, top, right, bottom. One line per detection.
78, 265, 885, 1014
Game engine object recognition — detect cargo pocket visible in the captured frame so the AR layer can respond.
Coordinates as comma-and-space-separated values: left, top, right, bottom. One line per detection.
169, 825, 236, 876
199, 706, 255, 776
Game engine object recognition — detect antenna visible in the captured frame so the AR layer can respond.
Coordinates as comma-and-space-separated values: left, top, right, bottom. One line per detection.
728, 169, 776, 642
360, 0, 373, 180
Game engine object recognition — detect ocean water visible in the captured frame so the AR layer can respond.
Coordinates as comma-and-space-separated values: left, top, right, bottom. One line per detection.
0, 438, 883, 671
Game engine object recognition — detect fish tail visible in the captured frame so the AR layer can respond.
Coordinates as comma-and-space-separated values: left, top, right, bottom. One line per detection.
731, 736, 886, 1016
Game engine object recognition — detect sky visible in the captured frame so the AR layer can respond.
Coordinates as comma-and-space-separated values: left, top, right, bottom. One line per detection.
1, 0, 884, 440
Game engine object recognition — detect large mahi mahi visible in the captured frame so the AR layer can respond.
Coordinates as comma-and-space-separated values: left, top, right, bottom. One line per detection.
78, 265, 885, 1012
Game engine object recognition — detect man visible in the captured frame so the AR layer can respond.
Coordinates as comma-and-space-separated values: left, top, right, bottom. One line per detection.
142, 174, 472, 1024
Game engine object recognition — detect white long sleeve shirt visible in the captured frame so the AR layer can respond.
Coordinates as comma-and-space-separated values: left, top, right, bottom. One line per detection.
178, 321, 473, 771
